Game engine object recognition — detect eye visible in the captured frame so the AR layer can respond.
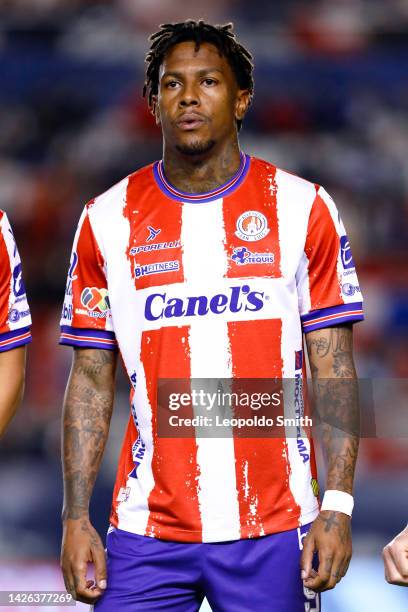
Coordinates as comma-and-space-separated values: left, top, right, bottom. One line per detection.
202, 78, 217, 86
165, 80, 179, 89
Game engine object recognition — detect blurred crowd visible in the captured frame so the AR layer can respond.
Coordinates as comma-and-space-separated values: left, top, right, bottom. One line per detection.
0, 0, 407, 559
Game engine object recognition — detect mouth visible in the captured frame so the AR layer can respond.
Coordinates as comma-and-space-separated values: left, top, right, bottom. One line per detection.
176, 114, 206, 131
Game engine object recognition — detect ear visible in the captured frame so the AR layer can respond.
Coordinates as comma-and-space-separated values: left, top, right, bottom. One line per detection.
151, 95, 161, 125
235, 89, 251, 123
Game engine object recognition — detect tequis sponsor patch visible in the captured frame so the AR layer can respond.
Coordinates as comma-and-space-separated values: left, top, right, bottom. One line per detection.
235, 211, 270, 242
81, 287, 110, 312
231, 246, 274, 265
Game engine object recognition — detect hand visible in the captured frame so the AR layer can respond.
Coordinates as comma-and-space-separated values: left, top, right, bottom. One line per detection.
300, 511, 352, 592
61, 517, 107, 604
383, 525, 408, 586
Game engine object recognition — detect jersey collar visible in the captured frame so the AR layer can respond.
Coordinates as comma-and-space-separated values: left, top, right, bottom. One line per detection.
153, 152, 250, 203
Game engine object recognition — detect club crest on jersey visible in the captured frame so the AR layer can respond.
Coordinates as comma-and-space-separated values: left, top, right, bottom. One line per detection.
235, 211, 269, 242
135, 260, 179, 278
231, 247, 274, 265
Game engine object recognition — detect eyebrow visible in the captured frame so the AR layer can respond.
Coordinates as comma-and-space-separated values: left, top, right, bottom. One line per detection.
161, 68, 224, 80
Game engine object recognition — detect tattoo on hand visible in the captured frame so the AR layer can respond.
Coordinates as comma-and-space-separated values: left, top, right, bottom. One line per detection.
316, 511, 350, 545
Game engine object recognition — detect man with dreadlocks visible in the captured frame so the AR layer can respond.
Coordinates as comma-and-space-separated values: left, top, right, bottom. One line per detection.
60, 20, 364, 611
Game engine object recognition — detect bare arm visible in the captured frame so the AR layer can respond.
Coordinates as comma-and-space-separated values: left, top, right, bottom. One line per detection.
301, 325, 359, 592
61, 347, 117, 604
0, 346, 26, 437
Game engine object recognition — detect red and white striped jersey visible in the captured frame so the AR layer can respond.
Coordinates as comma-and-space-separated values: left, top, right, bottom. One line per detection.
60, 154, 364, 543
0, 211, 31, 352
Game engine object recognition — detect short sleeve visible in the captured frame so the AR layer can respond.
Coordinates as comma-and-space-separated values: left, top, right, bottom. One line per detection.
59, 206, 117, 351
296, 187, 364, 333
0, 212, 31, 352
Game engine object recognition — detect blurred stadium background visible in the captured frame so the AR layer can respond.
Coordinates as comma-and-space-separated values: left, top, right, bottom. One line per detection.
0, 0, 407, 610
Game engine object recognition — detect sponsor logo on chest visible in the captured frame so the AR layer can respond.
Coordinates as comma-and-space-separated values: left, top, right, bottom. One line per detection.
144, 284, 267, 321
231, 246, 274, 265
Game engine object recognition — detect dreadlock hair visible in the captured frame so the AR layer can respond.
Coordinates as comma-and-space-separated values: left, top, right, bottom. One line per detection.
143, 20, 254, 131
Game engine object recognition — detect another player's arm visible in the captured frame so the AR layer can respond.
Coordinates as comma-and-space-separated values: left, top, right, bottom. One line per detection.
301, 324, 359, 592
0, 346, 26, 437
383, 525, 408, 586
61, 347, 118, 604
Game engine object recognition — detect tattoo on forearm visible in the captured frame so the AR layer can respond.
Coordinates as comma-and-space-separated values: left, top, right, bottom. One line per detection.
62, 349, 117, 521
306, 326, 359, 494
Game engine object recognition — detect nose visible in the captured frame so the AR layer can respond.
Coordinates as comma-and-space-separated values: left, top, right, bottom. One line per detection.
179, 81, 200, 108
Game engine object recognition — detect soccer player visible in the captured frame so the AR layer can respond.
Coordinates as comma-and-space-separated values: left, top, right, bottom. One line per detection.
60, 21, 364, 610
0, 210, 31, 436
383, 525, 408, 586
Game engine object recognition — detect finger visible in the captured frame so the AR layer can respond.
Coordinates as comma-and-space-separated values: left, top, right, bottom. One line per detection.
92, 541, 108, 590
61, 563, 75, 599
72, 560, 102, 603
304, 549, 334, 591
339, 554, 351, 578
326, 556, 344, 590
383, 546, 393, 583
389, 543, 408, 581
383, 547, 404, 584
300, 535, 315, 581
383, 547, 408, 585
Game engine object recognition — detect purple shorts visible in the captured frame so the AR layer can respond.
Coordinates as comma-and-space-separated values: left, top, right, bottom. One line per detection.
93, 523, 320, 611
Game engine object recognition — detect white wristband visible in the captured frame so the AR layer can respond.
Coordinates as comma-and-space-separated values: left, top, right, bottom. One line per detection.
321, 490, 354, 516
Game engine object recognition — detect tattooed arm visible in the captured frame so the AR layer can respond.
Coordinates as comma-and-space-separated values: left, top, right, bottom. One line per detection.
61, 347, 117, 604
301, 324, 359, 592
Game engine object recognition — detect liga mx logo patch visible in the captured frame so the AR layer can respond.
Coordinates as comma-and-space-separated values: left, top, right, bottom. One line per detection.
81, 287, 110, 312
235, 211, 269, 242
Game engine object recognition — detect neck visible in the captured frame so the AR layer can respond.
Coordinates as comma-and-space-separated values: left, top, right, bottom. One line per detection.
162, 138, 242, 194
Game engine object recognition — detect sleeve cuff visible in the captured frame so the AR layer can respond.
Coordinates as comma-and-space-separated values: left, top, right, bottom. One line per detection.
301, 302, 364, 333
59, 325, 118, 351
0, 326, 32, 352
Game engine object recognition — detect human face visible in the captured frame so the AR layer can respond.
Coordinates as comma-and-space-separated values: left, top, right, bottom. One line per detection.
154, 41, 249, 157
